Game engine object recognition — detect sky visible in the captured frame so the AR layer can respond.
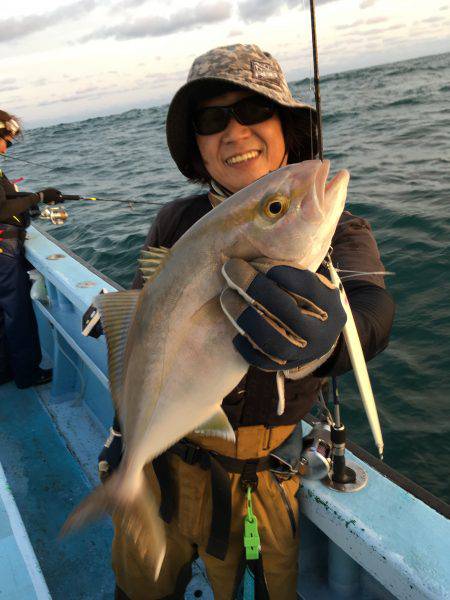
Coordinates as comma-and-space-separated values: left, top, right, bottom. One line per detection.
1, 0, 449, 127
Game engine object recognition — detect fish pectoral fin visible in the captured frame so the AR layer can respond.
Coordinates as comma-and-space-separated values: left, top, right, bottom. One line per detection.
139, 245, 171, 284
194, 407, 236, 441
95, 290, 141, 407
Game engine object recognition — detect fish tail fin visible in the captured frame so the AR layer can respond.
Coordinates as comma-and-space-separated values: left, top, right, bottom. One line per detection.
60, 471, 166, 580
118, 474, 166, 579
59, 478, 114, 536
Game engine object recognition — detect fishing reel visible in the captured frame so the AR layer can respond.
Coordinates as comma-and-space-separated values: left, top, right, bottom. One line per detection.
39, 205, 68, 225
300, 421, 332, 480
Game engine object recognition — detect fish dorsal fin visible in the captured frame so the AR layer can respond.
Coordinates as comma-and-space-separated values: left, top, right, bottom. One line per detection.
194, 407, 236, 441
95, 290, 141, 407
139, 246, 170, 283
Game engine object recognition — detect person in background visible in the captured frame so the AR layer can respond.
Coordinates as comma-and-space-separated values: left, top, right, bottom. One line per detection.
0, 109, 61, 388
100, 45, 395, 599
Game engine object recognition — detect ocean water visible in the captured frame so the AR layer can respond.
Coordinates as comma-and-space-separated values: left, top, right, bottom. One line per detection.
3, 52, 449, 503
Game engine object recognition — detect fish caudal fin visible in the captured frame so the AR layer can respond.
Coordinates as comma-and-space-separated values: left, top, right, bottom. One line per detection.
60, 471, 166, 581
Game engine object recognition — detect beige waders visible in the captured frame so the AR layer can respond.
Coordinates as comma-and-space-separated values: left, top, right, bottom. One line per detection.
112, 424, 301, 600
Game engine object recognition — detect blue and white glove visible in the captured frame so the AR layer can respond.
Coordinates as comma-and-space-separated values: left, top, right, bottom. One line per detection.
220, 258, 346, 373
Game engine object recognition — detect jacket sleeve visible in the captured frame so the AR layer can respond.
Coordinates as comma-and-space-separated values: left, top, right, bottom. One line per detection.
0, 178, 38, 221
314, 212, 395, 377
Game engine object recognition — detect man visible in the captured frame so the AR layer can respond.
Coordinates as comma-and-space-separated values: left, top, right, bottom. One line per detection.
0, 110, 60, 388
102, 44, 394, 599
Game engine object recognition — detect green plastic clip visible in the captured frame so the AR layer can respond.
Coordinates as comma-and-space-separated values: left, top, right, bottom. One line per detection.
244, 486, 261, 560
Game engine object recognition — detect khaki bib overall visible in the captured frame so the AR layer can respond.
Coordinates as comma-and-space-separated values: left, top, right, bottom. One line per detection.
113, 424, 300, 600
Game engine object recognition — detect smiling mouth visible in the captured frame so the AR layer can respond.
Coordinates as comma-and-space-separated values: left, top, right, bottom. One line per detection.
225, 150, 260, 165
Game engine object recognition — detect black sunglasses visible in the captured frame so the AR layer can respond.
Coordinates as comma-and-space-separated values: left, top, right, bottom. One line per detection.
5, 140, 12, 148
193, 95, 276, 136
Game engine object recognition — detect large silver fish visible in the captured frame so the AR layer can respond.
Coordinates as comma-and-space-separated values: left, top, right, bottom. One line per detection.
62, 159, 349, 577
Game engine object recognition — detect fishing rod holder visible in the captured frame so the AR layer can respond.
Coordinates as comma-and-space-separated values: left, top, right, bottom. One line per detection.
324, 421, 368, 493
301, 420, 368, 492
301, 382, 368, 492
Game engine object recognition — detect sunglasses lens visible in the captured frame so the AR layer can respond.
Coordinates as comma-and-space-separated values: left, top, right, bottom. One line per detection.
194, 107, 229, 135
6, 140, 12, 148
235, 97, 275, 125
193, 96, 276, 135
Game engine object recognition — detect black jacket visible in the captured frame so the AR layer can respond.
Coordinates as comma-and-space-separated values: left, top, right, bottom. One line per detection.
0, 171, 35, 228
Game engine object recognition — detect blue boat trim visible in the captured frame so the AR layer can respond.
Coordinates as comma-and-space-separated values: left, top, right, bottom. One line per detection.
345, 438, 450, 519
32, 226, 125, 291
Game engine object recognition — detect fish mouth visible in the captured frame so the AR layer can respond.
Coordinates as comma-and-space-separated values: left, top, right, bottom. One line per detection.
325, 167, 350, 195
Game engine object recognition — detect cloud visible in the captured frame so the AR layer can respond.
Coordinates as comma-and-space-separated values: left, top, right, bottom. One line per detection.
31, 78, 49, 87
111, 0, 149, 8
0, 0, 96, 43
110, 0, 175, 8
365, 16, 388, 25
38, 85, 109, 107
0, 83, 20, 92
85, 1, 232, 41
237, 0, 337, 23
359, 0, 378, 8
0, 78, 19, 92
336, 16, 397, 31
238, 0, 280, 22
336, 19, 363, 30
422, 16, 443, 23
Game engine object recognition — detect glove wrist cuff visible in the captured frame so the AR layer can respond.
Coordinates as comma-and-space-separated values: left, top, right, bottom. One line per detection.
284, 338, 339, 380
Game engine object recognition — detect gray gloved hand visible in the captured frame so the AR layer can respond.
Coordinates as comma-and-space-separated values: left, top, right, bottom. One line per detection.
38, 188, 62, 205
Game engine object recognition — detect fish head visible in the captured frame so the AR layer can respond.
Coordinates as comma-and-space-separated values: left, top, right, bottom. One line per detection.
231, 159, 349, 272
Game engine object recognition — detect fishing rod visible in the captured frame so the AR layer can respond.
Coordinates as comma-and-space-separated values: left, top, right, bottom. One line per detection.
309, 0, 324, 160
307, 0, 384, 462
5, 191, 165, 207
2, 155, 165, 207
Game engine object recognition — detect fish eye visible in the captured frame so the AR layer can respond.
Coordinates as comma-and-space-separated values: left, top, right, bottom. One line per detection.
261, 193, 290, 219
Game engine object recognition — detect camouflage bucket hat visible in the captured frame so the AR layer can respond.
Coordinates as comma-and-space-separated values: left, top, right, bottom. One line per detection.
166, 43, 317, 179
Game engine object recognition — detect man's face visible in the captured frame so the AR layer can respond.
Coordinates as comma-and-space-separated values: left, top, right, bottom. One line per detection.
195, 90, 287, 194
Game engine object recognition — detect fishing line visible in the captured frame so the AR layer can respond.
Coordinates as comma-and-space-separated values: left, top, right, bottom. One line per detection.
0, 153, 57, 172
2, 154, 165, 206
337, 270, 395, 280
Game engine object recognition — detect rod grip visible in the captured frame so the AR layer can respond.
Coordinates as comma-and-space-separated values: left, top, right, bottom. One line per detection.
6, 192, 80, 201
